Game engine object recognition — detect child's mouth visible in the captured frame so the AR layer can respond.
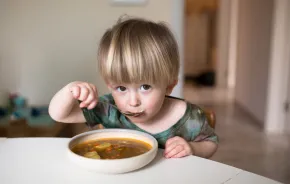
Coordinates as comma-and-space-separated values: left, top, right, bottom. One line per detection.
123, 110, 144, 117
124, 111, 144, 117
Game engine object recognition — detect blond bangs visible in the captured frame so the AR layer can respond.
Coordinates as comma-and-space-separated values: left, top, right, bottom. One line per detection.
98, 18, 179, 85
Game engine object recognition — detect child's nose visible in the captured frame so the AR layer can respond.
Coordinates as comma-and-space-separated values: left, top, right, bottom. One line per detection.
129, 94, 141, 107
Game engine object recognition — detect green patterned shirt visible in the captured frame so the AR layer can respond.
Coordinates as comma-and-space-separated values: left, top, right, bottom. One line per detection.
81, 94, 218, 148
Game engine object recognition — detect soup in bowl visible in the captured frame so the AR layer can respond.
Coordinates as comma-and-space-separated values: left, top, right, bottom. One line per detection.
67, 129, 158, 174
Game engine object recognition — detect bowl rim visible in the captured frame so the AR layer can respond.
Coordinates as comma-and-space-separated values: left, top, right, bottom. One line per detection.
67, 128, 158, 162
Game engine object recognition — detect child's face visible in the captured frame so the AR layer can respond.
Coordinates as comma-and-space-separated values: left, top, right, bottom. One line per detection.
107, 81, 172, 123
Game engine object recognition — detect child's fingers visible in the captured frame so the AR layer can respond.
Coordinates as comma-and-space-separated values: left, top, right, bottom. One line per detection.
81, 92, 96, 107
164, 141, 177, 155
69, 82, 98, 109
172, 150, 188, 158
78, 84, 89, 102
91, 85, 98, 95
82, 84, 97, 105
70, 86, 81, 98
87, 100, 98, 110
78, 83, 98, 108
165, 145, 184, 158
165, 136, 180, 148
164, 137, 181, 155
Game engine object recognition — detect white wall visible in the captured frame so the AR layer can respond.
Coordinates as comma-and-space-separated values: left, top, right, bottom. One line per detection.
216, 0, 231, 88
235, 0, 274, 123
170, 0, 184, 98
0, 0, 183, 105
184, 14, 209, 75
265, 0, 290, 133
227, 0, 238, 89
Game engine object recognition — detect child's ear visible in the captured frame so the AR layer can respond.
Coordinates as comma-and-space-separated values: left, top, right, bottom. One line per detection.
166, 80, 178, 95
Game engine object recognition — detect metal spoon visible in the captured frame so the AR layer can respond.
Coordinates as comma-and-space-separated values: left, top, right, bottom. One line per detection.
98, 101, 144, 117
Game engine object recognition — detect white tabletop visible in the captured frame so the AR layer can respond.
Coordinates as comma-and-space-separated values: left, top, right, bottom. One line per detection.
0, 137, 6, 141
0, 138, 281, 184
0, 137, 6, 146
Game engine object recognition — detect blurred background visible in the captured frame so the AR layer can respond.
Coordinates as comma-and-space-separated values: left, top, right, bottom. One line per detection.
0, 0, 289, 183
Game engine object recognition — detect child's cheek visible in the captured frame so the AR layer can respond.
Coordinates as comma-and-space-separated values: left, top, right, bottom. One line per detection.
145, 99, 162, 113
113, 98, 126, 110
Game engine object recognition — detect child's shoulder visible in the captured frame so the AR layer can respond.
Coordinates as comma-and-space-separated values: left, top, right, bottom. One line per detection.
166, 96, 206, 122
166, 95, 203, 111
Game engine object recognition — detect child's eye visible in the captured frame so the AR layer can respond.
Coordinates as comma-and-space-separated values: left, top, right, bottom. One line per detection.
116, 86, 127, 92
140, 84, 151, 91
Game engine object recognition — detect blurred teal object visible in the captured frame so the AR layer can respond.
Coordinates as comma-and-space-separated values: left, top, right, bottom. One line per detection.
11, 108, 30, 119
14, 96, 26, 108
27, 115, 54, 127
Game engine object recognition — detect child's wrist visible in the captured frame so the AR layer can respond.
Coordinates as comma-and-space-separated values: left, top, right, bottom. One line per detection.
188, 142, 197, 156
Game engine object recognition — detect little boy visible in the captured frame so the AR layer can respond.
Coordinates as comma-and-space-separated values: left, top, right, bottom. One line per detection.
49, 17, 218, 159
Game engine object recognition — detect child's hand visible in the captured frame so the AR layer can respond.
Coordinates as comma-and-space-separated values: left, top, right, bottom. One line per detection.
164, 136, 193, 158
69, 82, 98, 109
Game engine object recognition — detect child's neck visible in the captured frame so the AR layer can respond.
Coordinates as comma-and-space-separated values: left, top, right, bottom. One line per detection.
133, 97, 187, 134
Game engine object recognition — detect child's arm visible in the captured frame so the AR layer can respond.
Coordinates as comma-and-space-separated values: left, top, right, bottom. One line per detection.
164, 106, 218, 159
189, 140, 218, 158
48, 81, 98, 123
164, 136, 217, 159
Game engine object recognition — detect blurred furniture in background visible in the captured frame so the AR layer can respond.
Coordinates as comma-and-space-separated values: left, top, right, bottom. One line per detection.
0, 118, 68, 138
0, 117, 104, 138
203, 108, 216, 129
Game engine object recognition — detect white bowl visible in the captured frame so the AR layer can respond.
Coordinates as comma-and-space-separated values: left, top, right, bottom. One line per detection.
67, 129, 158, 174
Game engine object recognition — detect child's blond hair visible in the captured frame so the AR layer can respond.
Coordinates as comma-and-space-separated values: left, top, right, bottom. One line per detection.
97, 17, 179, 85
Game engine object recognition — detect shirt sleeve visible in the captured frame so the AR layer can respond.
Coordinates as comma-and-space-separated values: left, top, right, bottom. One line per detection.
193, 106, 219, 144
81, 94, 113, 128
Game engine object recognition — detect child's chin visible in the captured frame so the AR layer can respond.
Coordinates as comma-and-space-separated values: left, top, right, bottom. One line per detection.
127, 116, 149, 124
